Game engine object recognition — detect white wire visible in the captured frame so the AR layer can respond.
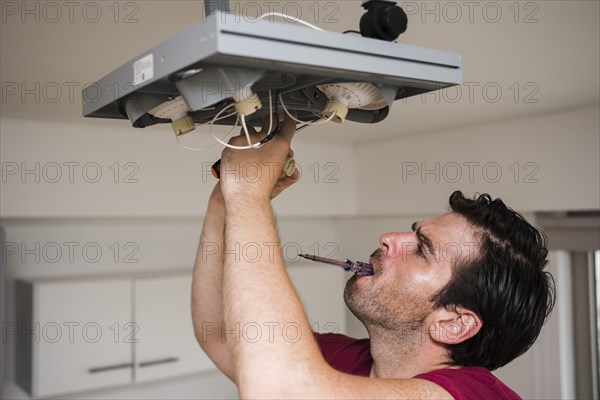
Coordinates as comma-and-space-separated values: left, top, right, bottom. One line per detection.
174, 102, 240, 152
212, 116, 258, 150
213, 90, 274, 150
211, 124, 254, 150
209, 103, 242, 143
177, 90, 283, 152
210, 103, 237, 127
279, 94, 336, 125
175, 135, 216, 152
175, 112, 240, 152
258, 12, 324, 31
307, 101, 324, 118
240, 114, 254, 146
265, 90, 273, 142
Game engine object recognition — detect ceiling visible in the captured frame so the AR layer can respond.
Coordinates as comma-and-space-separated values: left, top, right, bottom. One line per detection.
1, 0, 598, 144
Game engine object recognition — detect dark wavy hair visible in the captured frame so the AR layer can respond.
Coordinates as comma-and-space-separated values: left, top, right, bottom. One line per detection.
431, 191, 556, 371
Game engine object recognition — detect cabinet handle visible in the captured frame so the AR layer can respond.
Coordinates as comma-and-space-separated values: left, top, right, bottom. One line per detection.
88, 363, 133, 374
138, 357, 180, 368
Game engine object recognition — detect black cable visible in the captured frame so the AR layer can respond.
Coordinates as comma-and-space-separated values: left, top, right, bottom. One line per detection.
342, 30, 361, 35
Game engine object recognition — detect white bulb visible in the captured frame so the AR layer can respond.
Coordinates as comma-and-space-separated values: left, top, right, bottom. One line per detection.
317, 82, 387, 110
148, 96, 191, 121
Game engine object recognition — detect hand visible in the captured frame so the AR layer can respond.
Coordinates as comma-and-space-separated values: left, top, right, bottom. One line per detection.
219, 114, 298, 203
271, 150, 300, 199
210, 165, 299, 208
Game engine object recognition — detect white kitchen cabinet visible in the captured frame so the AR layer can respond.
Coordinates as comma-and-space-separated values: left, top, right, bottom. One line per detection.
16, 278, 133, 398
15, 272, 211, 398
134, 275, 214, 383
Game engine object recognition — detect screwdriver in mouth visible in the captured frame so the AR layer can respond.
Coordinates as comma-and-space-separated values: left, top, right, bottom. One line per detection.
298, 254, 374, 276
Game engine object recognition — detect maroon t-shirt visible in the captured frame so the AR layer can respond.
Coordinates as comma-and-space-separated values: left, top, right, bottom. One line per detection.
314, 332, 521, 400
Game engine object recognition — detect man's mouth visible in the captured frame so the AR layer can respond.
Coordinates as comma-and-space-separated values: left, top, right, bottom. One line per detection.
368, 249, 383, 275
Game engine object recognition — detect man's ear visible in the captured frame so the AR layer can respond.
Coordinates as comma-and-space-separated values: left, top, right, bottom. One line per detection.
428, 307, 482, 345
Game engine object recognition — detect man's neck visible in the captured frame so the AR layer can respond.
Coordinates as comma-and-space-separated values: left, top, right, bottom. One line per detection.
367, 324, 448, 379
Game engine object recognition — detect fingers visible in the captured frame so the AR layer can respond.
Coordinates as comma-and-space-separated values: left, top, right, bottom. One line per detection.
260, 114, 276, 134
277, 113, 297, 143
227, 112, 296, 148
235, 115, 275, 139
245, 122, 258, 135
271, 167, 301, 199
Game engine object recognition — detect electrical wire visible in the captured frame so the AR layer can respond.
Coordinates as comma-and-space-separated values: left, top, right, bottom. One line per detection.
258, 12, 324, 31
263, 90, 274, 144
212, 90, 274, 150
279, 94, 336, 125
307, 101, 326, 118
177, 89, 334, 152
175, 104, 239, 152
175, 134, 219, 152
253, 93, 281, 146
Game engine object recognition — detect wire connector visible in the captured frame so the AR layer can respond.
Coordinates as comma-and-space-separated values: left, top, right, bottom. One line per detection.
234, 92, 262, 116
322, 100, 348, 123
172, 116, 195, 136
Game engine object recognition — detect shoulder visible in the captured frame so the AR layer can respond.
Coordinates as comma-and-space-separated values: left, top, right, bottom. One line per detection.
414, 367, 522, 400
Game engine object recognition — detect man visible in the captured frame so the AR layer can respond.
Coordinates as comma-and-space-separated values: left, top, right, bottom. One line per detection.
191, 114, 555, 398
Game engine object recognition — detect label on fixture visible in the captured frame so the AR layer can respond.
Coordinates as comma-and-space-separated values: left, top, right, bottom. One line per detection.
133, 54, 154, 85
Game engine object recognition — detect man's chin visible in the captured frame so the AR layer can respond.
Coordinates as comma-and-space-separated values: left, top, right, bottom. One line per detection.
343, 280, 374, 327
343, 276, 358, 300
344, 274, 362, 291
343, 275, 370, 307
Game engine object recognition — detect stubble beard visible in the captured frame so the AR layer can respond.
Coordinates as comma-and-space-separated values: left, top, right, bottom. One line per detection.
343, 263, 431, 339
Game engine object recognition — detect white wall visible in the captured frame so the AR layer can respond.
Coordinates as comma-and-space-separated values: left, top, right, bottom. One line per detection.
0, 118, 357, 218
354, 103, 600, 215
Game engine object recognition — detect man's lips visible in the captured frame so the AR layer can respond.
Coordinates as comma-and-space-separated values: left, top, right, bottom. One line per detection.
368, 257, 378, 275
368, 248, 383, 275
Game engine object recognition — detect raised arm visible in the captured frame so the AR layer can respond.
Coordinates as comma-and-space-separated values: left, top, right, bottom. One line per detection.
191, 183, 235, 379
191, 118, 300, 381
219, 115, 323, 394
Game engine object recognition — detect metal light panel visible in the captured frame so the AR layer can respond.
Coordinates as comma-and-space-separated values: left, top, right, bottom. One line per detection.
82, 11, 461, 130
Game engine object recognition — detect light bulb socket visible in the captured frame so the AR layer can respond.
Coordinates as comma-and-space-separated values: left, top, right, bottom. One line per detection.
171, 115, 196, 136
234, 93, 263, 116
284, 157, 296, 177
323, 99, 348, 123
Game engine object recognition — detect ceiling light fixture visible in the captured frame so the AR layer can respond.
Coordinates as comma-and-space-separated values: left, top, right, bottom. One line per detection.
82, 0, 461, 137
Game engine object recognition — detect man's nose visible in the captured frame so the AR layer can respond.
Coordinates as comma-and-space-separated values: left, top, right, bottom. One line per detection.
379, 232, 415, 258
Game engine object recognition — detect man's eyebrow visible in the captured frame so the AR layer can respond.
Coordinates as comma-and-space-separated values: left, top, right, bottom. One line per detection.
412, 222, 436, 257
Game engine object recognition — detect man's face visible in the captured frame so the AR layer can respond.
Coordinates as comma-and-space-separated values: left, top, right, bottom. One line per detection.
344, 212, 479, 332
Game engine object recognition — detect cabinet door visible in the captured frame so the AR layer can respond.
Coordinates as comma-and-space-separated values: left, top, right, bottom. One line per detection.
134, 275, 214, 383
35, 279, 133, 397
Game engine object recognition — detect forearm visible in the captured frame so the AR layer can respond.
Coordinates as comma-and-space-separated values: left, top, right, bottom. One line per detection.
191, 185, 234, 379
222, 195, 325, 396
218, 114, 330, 396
